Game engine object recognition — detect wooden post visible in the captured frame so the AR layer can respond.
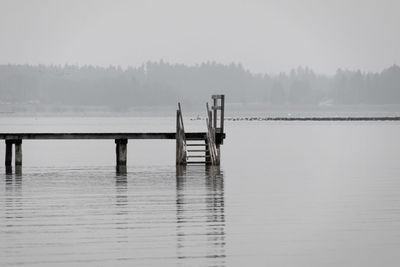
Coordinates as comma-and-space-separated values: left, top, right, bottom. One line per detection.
176, 110, 180, 165
5, 140, 12, 166
15, 140, 22, 166
115, 139, 128, 166
176, 106, 186, 165
213, 97, 218, 130
220, 95, 225, 136
5, 166, 12, 175
116, 165, 127, 175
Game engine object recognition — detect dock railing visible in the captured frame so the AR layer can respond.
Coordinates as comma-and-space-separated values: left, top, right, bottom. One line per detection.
176, 103, 187, 165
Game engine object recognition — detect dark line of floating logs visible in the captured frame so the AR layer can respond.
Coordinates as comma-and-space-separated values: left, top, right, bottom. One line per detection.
225, 117, 400, 121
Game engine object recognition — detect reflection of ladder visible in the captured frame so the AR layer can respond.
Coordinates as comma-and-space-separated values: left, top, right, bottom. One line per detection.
176, 95, 225, 166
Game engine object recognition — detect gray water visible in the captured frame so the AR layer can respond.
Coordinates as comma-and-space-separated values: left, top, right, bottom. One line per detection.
1, 117, 400, 266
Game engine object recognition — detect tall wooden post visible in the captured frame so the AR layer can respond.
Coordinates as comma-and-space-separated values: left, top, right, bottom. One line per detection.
176, 110, 180, 165
220, 95, 225, 137
210, 94, 225, 165
115, 139, 128, 166
176, 105, 186, 165
213, 97, 218, 130
15, 140, 22, 166
5, 140, 12, 166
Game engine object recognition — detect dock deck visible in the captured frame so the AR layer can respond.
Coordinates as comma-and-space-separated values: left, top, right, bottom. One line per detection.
0, 132, 209, 140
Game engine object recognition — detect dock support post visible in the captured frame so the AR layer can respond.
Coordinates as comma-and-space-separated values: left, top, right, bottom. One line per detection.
213, 97, 218, 129
115, 139, 128, 166
15, 140, 22, 166
5, 140, 12, 166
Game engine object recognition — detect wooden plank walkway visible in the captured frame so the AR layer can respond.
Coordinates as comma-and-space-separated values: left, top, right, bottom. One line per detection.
0, 132, 210, 140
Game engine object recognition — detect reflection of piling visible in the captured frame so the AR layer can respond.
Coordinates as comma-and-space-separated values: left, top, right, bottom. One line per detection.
114, 172, 128, 243
205, 165, 225, 260
4, 166, 23, 197
175, 165, 226, 264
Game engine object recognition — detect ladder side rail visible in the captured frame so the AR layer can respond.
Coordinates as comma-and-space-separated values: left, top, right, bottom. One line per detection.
206, 103, 218, 165
206, 118, 217, 165
176, 103, 187, 165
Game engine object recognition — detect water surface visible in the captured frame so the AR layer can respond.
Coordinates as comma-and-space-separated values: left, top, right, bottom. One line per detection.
1, 117, 400, 266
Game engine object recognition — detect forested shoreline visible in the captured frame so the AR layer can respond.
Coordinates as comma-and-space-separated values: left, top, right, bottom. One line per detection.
1, 62, 399, 110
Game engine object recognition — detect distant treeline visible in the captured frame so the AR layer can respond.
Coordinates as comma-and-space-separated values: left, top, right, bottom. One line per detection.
0, 62, 399, 110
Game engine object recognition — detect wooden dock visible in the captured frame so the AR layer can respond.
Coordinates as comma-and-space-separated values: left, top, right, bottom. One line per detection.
1, 95, 226, 168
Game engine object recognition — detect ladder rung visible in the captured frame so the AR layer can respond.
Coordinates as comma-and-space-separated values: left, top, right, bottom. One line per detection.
187, 150, 207, 152
187, 161, 206, 164
188, 155, 210, 158
186, 144, 206, 146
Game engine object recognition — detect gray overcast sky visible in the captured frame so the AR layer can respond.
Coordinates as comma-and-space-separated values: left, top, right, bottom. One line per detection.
0, 0, 399, 74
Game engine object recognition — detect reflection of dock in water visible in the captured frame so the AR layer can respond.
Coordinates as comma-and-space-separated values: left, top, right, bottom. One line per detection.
114, 170, 129, 244
4, 167, 23, 225
176, 165, 225, 266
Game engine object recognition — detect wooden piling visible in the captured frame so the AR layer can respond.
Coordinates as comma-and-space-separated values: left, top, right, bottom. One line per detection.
15, 140, 22, 166
116, 165, 127, 175
5, 166, 13, 175
115, 139, 128, 166
176, 105, 187, 165
5, 140, 12, 166
220, 95, 225, 137
213, 97, 218, 129
176, 110, 180, 165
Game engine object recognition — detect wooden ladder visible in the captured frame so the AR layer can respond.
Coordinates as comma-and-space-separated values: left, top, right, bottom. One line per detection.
186, 138, 211, 165
176, 95, 225, 166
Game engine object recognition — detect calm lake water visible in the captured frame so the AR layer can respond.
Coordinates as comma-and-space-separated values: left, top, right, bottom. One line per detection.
1, 117, 400, 266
